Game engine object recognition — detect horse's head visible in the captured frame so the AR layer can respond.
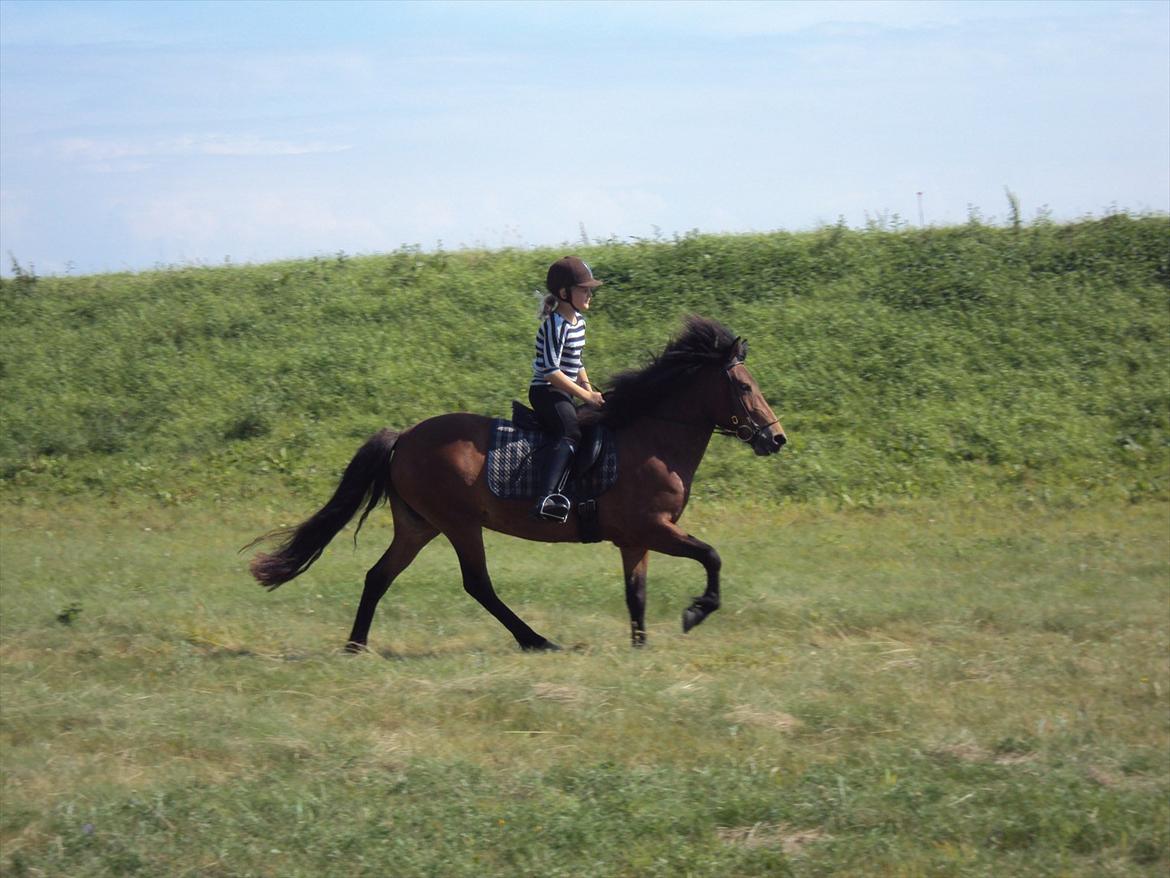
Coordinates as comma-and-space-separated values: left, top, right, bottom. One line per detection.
593, 317, 788, 455
717, 337, 787, 456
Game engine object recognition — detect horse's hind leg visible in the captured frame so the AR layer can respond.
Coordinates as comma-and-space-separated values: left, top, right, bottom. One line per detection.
345, 499, 438, 652
448, 525, 559, 652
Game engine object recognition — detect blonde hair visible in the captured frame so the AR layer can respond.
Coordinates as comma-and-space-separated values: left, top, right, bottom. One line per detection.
538, 292, 560, 319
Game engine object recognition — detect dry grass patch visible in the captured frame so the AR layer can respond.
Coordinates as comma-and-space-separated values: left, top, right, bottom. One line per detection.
528, 682, 587, 703
724, 704, 801, 732
717, 822, 831, 855
931, 741, 1037, 766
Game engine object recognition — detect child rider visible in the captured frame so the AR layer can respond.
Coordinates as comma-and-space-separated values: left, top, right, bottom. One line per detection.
528, 256, 605, 521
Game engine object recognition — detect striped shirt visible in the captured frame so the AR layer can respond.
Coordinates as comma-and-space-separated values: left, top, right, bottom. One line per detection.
531, 312, 587, 390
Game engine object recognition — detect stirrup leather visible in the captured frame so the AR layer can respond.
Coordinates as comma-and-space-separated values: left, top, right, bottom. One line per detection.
536, 492, 571, 523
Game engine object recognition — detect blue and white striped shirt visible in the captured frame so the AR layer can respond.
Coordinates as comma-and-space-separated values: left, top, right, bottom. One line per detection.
531, 312, 587, 390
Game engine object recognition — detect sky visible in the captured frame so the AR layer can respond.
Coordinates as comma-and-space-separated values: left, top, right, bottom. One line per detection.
1, 0, 1167, 276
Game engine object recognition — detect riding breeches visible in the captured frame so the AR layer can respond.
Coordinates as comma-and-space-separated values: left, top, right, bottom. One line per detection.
528, 385, 582, 447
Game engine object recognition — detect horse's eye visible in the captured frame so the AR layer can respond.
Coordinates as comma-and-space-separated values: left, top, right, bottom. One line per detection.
737, 382, 752, 393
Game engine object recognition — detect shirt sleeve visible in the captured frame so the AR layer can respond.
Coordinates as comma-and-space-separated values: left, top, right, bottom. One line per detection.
541, 315, 565, 376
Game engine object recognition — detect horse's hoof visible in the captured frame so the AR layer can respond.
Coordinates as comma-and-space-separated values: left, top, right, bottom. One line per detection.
682, 607, 706, 633
344, 641, 368, 654
522, 639, 562, 652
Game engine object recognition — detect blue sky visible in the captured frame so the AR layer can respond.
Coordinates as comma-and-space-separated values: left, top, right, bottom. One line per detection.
1, 0, 1167, 275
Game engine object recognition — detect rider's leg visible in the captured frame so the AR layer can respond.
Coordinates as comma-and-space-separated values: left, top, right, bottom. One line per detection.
534, 436, 576, 521
528, 386, 581, 523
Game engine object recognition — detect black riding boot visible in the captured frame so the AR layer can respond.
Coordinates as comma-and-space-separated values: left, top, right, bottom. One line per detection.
532, 438, 576, 522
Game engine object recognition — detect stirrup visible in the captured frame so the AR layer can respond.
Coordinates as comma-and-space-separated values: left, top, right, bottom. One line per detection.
535, 492, 571, 523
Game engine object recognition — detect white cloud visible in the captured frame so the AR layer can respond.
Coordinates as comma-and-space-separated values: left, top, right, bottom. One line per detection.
56, 134, 351, 164
523, 0, 1114, 41
130, 190, 369, 250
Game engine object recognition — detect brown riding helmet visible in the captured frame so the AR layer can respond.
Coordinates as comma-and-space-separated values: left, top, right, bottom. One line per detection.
546, 256, 604, 296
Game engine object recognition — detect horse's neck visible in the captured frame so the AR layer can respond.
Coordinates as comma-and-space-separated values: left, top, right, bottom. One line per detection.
622, 412, 714, 485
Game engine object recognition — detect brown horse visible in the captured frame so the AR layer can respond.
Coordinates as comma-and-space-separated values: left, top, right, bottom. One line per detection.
248, 316, 786, 651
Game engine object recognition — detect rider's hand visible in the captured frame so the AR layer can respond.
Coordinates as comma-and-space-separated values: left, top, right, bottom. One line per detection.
589, 390, 606, 407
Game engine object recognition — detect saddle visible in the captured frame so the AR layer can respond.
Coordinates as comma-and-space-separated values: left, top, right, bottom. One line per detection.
507, 401, 609, 482
486, 402, 618, 540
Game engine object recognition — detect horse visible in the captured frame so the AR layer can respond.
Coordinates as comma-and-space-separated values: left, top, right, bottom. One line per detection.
248, 316, 786, 651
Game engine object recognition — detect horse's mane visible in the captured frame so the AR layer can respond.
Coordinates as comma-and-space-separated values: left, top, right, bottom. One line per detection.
582, 316, 741, 429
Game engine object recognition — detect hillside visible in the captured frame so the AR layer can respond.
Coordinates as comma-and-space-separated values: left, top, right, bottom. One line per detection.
1, 215, 1167, 506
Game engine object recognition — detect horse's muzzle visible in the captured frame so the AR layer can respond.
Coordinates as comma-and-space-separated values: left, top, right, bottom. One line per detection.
752, 429, 787, 456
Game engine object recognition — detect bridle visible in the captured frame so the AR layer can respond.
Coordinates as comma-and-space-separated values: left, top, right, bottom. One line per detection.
714, 359, 781, 445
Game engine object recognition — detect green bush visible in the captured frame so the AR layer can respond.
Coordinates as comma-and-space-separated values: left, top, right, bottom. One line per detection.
1, 216, 1167, 505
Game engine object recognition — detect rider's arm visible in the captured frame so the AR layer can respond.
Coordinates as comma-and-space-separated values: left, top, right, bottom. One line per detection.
546, 369, 603, 406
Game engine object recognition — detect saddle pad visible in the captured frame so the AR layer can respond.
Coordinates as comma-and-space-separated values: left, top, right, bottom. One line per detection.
487, 419, 618, 501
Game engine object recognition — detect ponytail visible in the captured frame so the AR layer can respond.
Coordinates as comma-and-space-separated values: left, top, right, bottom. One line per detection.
539, 292, 559, 319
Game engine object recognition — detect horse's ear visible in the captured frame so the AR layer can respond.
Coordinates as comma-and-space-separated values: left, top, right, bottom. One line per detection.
728, 336, 748, 365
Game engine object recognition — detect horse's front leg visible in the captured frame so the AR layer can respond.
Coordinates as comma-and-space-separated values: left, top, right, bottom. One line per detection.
620, 547, 649, 647
643, 521, 722, 633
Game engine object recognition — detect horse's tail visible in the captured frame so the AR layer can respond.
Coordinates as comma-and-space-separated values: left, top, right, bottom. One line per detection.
248, 427, 400, 590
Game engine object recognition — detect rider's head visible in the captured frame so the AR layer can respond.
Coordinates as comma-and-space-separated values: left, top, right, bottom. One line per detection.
541, 256, 603, 317
547, 256, 602, 299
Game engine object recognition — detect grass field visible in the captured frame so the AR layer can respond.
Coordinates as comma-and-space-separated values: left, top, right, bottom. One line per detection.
2, 216, 1167, 874
2, 496, 1166, 877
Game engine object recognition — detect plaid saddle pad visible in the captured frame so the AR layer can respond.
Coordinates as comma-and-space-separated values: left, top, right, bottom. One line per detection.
486, 419, 619, 501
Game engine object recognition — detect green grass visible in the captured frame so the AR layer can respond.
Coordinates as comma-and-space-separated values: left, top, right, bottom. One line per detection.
2, 214, 1168, 874
2, 497, 1167, 876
